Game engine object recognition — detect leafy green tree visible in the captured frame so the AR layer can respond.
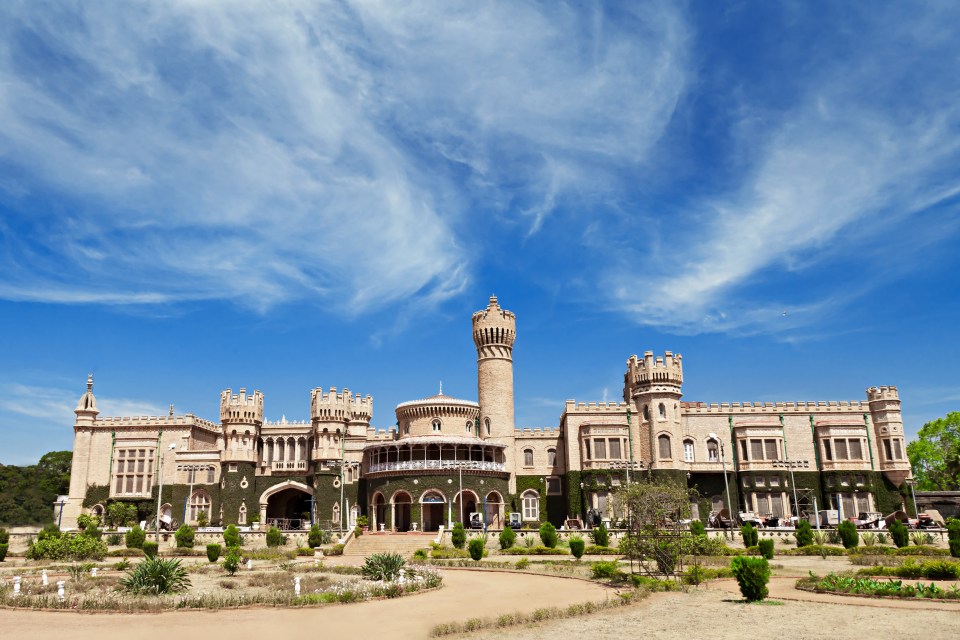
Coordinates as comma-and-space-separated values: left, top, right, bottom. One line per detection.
0, 451, 72, 526
907, 412, 960, 490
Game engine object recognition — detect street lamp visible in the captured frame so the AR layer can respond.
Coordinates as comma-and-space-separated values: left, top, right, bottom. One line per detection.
155, 442, 176, 541
709, 433, 734, 540
905, 477, 919, 519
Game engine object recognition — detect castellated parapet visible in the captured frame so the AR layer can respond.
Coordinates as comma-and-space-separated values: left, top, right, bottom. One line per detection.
310, 387, 373, 425
220, 388, 263, 425
472, 295, 516, 360
625, 351, 683, 393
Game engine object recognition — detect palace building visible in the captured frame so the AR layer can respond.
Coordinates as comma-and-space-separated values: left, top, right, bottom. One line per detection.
61, 296, 914, 532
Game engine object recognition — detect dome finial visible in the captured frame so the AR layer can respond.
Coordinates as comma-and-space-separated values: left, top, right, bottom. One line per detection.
87, 373, 94, 391
439, 380, 443, 396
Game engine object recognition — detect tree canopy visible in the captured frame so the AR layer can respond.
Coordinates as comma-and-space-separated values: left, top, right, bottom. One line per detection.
907, 412, 960, 491
0, 451, 72, 526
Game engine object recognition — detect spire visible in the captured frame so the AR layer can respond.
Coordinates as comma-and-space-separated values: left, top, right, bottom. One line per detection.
488, 294, 499, 309
439, 381, 443, 396
75, 373, 99, 420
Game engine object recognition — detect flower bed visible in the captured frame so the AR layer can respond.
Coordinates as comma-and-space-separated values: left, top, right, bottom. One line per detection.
797, 573, 960, 600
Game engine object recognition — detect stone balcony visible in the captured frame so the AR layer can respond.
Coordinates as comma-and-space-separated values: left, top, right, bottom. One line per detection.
366, 459, 506, 474
269, 460, 308, 473
819, 460, 872, 472
736, 459, 813, 472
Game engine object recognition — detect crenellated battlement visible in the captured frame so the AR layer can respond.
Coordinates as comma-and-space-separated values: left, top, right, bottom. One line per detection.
472, 295, 516, 357
95, 414, 220, 431
681, 399, 867, 414
310, 387, 373, 423
625, 351, 683, 395
219, 388, 263, 425
867, 386, 900, 402
563, 400, 631, 413
515, 426, 561, 438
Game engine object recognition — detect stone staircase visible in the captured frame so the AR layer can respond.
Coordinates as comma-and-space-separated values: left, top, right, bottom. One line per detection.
342, 532, 438, 557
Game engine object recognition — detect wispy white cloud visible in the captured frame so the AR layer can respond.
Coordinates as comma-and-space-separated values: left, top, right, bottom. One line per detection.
4, 383, 165, 423
0, 1, 689, 314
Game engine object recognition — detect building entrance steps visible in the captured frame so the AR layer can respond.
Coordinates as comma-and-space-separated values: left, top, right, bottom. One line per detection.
341, 531, 438, 557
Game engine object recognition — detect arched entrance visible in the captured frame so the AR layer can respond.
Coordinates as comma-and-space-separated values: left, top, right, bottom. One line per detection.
485, 491, 504, 529
421, 490, 446, 532
260, 481, 314, 530
372, 493, 387, 531
392, 491, 412, 532
454, 489, 479, 525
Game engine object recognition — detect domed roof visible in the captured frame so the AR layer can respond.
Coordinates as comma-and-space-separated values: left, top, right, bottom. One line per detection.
395, 391, 479, 411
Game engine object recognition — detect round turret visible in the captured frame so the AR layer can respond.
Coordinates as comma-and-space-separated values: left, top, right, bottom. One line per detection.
395, 390, 480, 438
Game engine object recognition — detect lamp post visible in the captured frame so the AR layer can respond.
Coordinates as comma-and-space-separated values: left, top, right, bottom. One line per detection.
182, 465, 198, 526
709, 433, 734, 540
906, 477, 919, 519
779, 415, 801, 526
155, 442, 176, 541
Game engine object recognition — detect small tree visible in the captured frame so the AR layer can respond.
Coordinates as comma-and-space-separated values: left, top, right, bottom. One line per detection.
837, 521, 859, 549
499, 526, 515, 550
689, 520, 706, 536
889, 520, 909, 548
590, 521, 609, 547
266, 526, 286, 548
143, 541, 159, 558
539, 522, 558, 548
223, 547, 241, 575
308, 524, 329, 548
175, 524, 195, 548
206, 543, 221, 562
730, 556, 770, 601
741, 523, 758, 548
795, 520, 813, 547
223, 524, 243, 548
451, 522, 466, 549
569, 535, 585, 559
757, 538, 774, 559
468, 537, 485, 562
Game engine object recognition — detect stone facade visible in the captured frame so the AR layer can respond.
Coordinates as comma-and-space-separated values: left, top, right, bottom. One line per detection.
60, 295, 913, 531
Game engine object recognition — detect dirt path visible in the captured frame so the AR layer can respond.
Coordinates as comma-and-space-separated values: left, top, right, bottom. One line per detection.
0, 569, 610, 640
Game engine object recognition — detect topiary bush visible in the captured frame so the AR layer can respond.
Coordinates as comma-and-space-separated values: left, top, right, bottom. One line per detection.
539, 522, 558, 549
174, 524, 195, 548
740, 523, 758, 548
206, 543, 222, 563
223, 546, 241, 575
730, 556, 770, 602
118, 557, 191, 594
223, 524, 243, 548
569, 535, 585, 560
499, 526, 515, 550
837, 521, 859, 549
689, 520, 706, 537
591, 560, 624, 580
125, 525, 146, 549
468, 537, 485, 562
266, 526, 286, 548
0, 528, 7, 545
451, 522, 466, 549
889, 520, 909, 548
590, 522, 609, 547
142, 541, 159, 558
758, 538, 774, 560
308, 525, 330, 548
795, 520, 813, 547
361, 552, 405, 581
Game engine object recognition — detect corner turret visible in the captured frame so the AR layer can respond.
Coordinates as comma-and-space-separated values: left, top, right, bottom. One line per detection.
74, 374, 99, 426
220, 388, 263, 463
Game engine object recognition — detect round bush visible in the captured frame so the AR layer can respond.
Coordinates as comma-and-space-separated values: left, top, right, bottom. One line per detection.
125, 525, 146, 549
174, 524, 195, 548
590, 522, 609, 547
689, 520, 706, 536
758, 538, 774, 559
142, 541, 159, 558
499, 526, 515, 550
206, 543, 222, 563
266, 526, 285, 548
569, 537, 585, 559
837, 521, 859, 549
308, 524, 329, 548
451, 522, 466, 549
889, 520, 909, 548
730, 556, 770, 602
223, 524, 243, 548
795, 520, 813, 547
468, 537, 485, 562
539, 522, 558, 549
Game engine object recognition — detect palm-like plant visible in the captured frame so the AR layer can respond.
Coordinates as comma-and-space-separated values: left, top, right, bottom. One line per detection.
360, 552, 405, 581
117, 557, 191, 594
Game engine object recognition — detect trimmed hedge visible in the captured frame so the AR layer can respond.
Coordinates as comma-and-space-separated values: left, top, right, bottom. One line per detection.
501, 545, 568, 555
731, 556, 770, 602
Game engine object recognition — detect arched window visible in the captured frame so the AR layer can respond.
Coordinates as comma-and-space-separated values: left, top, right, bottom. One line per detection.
484, 418, 491, 435
683, 439, 695, 462
206, 467, 215, 483
547, 448, 556, 466
432, 419, 442, 432
189, 489, 211, 524
404, 422, 410, 435
643, 405, 650, 421
465, 420, 473, 434
707, 439, 719, 463
658, 403, 666, 419
521, 490, 540, 521
658, 434, 672, 459
332, 502, 341, 527
523, 449, 534, 467
238, 503, 247, 525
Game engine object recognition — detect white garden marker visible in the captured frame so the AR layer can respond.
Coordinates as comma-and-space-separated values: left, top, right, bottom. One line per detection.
13, 576, 21, 596
294, 576, 301, 596
91, 567, 98, 577
41, 570, 49, 586
56, 580, 65, 602
246, 559, 253, 570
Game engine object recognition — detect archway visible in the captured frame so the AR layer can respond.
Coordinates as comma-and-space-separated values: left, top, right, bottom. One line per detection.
261, 481, 314, 530
373, 493, 387, 531
485, 491, 504, 529
454, 489, 479, 525
421, 490, 446, 532
392, 491, 412, 532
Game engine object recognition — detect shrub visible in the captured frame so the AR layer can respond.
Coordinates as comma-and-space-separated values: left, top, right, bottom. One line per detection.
175, 524, 195, 548
689, 520, 706, 537
951, 539, 960, 559
125, 525, 146, 549
591, 560, 624, 580
361, 552, 405, 581
223, 546, 242, 575
584, 545, 620, 555
569, 535, 585, 559
922, 559, 960, 580
118, 557, 191, 594
0, 527, 8, 544
206, 543, 222, 562
889, 520, 909, 548
326, 543, 345, 556
107, 532, 123, 545
413, 549, 428, 560
758, 538, 774, 560
37, 523, 61, 541
469, 538, 485, 562
451, 522, 466, 549
27, 532, 107, 560
740, 523, 758, 548
499, 526, 515, 550
142, 541, 159, 558
730, 556, 770, 602
105, 501, 138, 528
860, 532, 876, 547
837, 521, 859, 549
877, 532, 888, 544
590, 522, 609, 547
308, 525, 330, 548
515, 558, 529, 570
795, 520, 813, 547
539, 522, 558, 549
223, 524, 243, 548
0, 543, 7, 562
77, 514, 99, 530
266, 526, 286, 548
197, 510, 209, 528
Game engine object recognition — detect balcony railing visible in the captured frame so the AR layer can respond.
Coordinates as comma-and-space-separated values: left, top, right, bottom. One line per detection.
367, 460, 506, 473
270, 460, 308, 472
581, 460, 643, 470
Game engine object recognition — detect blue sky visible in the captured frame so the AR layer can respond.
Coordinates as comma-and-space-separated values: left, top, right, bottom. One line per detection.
1, 1, 959, 464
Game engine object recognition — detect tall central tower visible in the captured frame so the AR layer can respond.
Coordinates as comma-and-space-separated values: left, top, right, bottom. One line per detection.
473, 295, 517, 490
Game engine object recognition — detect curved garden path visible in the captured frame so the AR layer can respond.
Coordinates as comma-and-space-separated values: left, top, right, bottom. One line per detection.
0, 569, 610, 640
